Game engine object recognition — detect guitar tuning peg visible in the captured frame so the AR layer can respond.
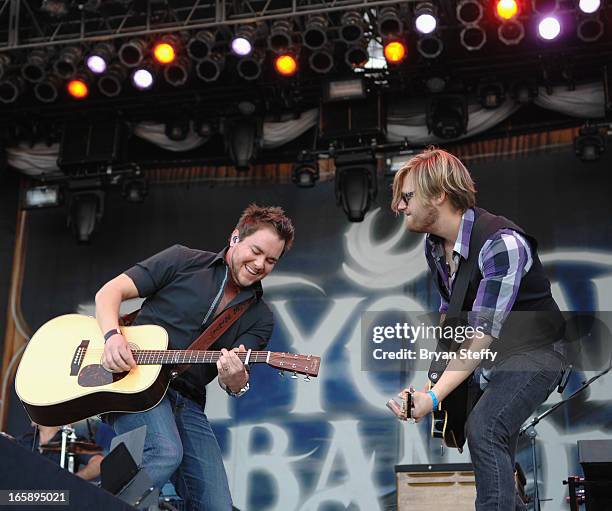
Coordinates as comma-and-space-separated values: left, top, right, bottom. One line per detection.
291, 371, 298, 379
304, 375, 311, 382
278, 371, 284, 377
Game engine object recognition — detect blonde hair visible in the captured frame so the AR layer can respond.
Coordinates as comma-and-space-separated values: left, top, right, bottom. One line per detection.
391, 147, 476, 213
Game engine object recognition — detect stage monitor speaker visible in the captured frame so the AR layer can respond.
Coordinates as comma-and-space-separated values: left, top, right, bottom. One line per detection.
395, 463, 476, 511
0, 435, 134, 511
578, 439, 612, 511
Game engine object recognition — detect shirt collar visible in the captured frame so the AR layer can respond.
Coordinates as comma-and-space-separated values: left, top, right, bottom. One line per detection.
208, 246, 264, 299
426, 208, 475, 261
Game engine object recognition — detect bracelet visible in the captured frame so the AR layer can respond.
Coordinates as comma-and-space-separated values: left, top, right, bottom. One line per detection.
103, 328, 121, 343
226, 381, 250, 398
427, 389, 439, 409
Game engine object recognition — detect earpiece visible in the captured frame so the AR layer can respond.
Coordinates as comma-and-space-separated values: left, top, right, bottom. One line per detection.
232, 236, 239, 243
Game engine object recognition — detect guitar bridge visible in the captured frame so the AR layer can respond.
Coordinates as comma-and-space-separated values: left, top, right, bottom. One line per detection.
70, 340, 89, 376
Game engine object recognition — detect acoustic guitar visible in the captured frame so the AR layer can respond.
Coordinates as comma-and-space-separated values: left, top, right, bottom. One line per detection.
15, 314, 321, 427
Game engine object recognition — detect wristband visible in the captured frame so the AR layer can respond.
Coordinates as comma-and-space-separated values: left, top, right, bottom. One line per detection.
104, 328, 122, 343
427, 389, 439, 409
226, 382, 250, 397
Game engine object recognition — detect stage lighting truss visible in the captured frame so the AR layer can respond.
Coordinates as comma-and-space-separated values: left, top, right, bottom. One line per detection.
119, 38, 148, 68
417, 35, 444, 59
0, 76, 24, 104
196, 52, 225, 82
187, 30, 217, 60
268, 20, 293, 53
164, 57, 190, 86
340, 11, 366, 44
309, 46, 334, 74
22, 49, 52, 83
303, 14, 329, 50
237, 50, 264, 81
54, 46, 84, 79
577, 15, 604, 42
456, 0, 484, 26
98, 64, 127, 97
345, 40, 370, 69
34, 75, 63, 103
460, 25, 487, 51
377, 7, 403, 38
498, 20, 525, 45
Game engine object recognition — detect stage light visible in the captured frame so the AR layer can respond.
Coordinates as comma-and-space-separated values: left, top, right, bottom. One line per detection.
122, 177, 148, 203
478, 82, 505, 108
292, 157, 319, 188
460, 26, 487, 50
269, 20, 293, 53
98, 64, 127, 97
54, 46, 83, 78
68, 190, 104, 244
236, 51, 263, 81
85, 42, 114, 74
231, 25, 256, 56
165, 119, 189, 141
498, 20, 525, 45
345, 41, 369, 68
378, 7, 403, 38
383, 41, 406, 64
577, 16, 603, 42
456, 0, 484, 25
578, 0, 600, 14
334, 152, 377, 222
309, 46, 334, 74
417, 35, 443, 59
196, 53, 225, 82
22, 185, 61, 209
303, 14, 328, 49
225, 120, 258, 171
187, 30, 216, 60
274, 54, 297, 76
34, 76, 62, 103
0, 76, 24, 104
153, 42, 176, 64
22, 49, 50, 83
164, 57, 190, 86
119, 38, 148, 67
575, 125, 605, 161
67, 78, 89, 99
496, 0, 518, 20
538, 17, 561, 40
131, 67, 154, 90
427, 95, 468, 139
340, 11, 365, 44
415, 3, 437, 34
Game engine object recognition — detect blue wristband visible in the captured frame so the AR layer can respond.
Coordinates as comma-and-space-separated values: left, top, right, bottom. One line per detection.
427, 389, 439, 409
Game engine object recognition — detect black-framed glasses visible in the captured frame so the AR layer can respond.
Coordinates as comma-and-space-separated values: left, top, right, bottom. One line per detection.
399, 191, 415, 206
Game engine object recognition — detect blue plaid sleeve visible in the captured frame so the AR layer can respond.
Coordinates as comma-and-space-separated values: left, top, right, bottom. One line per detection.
467, 230, 532, 338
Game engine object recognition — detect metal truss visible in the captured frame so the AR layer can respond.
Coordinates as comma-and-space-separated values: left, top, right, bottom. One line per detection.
0, 0, 417, 52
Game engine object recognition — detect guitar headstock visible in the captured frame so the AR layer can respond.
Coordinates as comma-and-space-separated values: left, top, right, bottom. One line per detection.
267, 353, 320, 377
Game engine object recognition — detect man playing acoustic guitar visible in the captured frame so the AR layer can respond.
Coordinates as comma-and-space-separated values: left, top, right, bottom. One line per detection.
95, 204, 294, 511
390, 148, 566, 510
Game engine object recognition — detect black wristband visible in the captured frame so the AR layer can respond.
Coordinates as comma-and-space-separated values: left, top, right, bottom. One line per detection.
104, 328, 122, 342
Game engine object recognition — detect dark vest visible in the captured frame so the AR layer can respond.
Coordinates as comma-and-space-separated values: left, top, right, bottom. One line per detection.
426, 207, 565, 357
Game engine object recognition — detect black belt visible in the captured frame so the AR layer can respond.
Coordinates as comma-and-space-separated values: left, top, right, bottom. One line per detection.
169, 377, 206, 408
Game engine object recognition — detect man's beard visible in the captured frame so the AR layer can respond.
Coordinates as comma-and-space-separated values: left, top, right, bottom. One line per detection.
405, 204, 439, 233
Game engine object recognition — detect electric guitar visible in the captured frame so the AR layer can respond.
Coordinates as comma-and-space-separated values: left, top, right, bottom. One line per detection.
15, 314, 321, 427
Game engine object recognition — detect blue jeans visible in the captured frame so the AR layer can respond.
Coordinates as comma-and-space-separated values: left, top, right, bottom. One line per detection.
465, 346, 565, 511
106, 388, 232, 511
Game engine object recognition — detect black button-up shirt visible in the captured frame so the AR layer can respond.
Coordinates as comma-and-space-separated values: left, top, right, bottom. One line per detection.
124, 244, 273, 394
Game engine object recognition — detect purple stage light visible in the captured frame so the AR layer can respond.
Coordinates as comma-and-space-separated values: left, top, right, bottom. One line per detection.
578, 0, 600, 13
132, 68, 153, 90
538, 16, 561, 40
415, 13, 437, 34
231, 37, 253, 56
86, 55, 107, 74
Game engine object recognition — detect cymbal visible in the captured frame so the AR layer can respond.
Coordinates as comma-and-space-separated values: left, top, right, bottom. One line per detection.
40, 440, 102, 455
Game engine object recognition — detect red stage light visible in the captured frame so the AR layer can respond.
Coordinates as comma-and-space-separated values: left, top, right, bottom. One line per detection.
153, 42, 176, 64
384, 41, 407, 63
67, 79, 88, 99
275, 54, 298, 76
496, 0, 519, 20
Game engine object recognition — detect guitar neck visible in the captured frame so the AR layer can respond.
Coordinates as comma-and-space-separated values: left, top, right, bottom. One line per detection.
131, 350, 270, 365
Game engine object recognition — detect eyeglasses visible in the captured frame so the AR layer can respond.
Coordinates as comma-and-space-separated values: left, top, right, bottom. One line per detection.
399, 191, 415, 206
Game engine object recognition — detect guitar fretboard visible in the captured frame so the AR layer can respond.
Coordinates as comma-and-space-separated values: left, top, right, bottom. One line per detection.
131, 350, 270, 365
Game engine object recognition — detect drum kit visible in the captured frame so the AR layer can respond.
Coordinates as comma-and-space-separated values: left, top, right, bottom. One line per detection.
38, 424, 102, 473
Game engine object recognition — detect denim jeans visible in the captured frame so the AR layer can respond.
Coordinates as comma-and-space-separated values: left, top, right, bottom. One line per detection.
465, 346, 565, 511
106, 388, 232, 511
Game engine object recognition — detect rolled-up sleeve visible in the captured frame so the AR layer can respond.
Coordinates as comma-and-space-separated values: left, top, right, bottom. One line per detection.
468, 231, 532, 338
124, 244, 184, 297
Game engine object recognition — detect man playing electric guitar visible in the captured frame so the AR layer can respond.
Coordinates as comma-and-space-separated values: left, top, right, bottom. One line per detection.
389, 148, 566, 510
95, 204, 295, 511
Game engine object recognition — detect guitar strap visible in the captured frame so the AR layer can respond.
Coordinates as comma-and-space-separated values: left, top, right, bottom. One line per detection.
120, 296, 256, 378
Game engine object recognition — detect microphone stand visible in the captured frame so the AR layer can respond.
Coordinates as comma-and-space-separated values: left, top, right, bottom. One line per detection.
519, 360, 612, 511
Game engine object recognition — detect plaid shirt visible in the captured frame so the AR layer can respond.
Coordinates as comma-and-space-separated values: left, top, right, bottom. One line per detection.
425, 208, 533, 339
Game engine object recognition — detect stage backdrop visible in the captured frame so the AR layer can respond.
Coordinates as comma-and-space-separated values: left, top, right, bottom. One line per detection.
8, 147, 612, 510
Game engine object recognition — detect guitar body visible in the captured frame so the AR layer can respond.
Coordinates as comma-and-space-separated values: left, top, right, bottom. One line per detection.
15, 314, 171, 426
430, 379, 470, 450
